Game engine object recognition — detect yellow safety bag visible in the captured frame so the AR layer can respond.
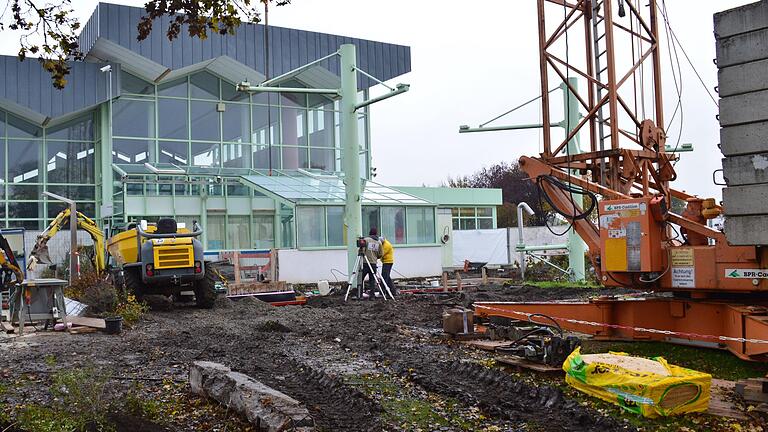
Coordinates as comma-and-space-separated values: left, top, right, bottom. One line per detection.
562, 347, 711, 418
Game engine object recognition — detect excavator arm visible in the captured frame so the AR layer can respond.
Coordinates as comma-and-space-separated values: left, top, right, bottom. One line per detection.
28, 209, 106, 273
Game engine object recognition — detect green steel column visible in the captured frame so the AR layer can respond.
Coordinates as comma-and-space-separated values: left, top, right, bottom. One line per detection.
340, 44, 361, 276
99, 102, 113, 222
562, 77, 586, 281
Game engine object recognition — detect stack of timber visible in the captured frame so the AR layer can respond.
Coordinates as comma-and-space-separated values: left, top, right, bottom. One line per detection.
715, 0, 768, 244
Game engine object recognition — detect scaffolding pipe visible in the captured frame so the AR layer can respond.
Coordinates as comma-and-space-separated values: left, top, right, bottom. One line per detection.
517, 202, 535, 280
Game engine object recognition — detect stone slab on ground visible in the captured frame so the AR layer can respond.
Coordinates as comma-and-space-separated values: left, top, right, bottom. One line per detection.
189, 361, 315, 432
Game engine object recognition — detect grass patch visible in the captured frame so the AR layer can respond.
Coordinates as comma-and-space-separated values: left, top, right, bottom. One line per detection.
581, 340, 768, 381
349, 373, 498, 431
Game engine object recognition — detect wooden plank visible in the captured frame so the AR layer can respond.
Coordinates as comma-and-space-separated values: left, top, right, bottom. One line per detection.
1, 321, 14, 333
67, 316, 106, 329
461, 340, 510, 351
69, 327, 98, 335
495, 355, 563, 374
709, 379, 747, 420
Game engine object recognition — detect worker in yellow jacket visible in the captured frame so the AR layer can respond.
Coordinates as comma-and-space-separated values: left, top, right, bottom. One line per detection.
380, 237, 395, 295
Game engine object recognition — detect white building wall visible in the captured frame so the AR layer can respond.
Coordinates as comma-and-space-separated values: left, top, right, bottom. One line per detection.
452, 227, 567, 266
278, 246, 443, 284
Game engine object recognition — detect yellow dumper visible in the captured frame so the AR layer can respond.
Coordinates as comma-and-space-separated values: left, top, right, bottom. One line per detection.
107, 218, 217, 308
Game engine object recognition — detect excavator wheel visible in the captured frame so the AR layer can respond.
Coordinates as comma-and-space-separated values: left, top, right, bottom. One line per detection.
123, 267, 146, 301
194, 266, 218, 309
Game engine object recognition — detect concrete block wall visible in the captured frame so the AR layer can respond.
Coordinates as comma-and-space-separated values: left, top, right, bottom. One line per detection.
715, 0, 768, 245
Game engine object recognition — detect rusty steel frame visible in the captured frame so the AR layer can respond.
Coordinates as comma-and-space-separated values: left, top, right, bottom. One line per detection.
475, 0, 768, 360
536, 0, 670, 198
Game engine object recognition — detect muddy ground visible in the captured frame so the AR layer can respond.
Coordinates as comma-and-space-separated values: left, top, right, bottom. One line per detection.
0, 284, 755, 431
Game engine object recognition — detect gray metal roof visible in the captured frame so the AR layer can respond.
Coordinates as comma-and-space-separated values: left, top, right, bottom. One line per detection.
0, 2, 411, 122
0, 55, 119, 121
79, 3, 411, 90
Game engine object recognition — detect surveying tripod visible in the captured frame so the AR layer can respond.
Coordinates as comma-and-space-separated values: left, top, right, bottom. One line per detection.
344, 238, 395, 302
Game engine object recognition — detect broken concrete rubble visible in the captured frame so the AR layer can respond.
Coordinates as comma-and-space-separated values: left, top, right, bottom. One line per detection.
189, 361, 315, 432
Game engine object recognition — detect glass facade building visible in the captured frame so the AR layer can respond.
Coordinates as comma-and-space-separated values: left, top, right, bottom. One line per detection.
0, 2, 499, 254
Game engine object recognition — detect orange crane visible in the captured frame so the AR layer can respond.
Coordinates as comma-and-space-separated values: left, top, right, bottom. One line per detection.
475, 0, 768, 360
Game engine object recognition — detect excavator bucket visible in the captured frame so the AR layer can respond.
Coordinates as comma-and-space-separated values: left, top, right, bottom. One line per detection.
27, 241, 53, 271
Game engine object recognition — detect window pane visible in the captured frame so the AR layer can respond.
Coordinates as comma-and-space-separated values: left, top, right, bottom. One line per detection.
252, 102, 279, 145
222, 103, 250, 142
459, 207, 475, 217
222, 144, 247, 168
47, 185, 95, 200
158, 78, 187, 97
8, 140, 40, 183
192, 142, 219, 167
279, 205, 295, 248
15, 220, 41, 230
252, 214, 274, 249
206, 214, 225, 250
460, 219, 476, 230
407, 207, 435, 244
8, 184, 40, 200
227, 215, 251, 250
226, 184, 249, 196
281, 146, 307, 170
309, 109, 334, 147
477, 207, 493, 217
381, 206, 406, 244
113, 99, 154, 138
452, 219, 460, 230
451, 208, 459, 217
47, 114, 94, 141
46, 141, 95, 184
190, 101, 220, 141
158, 98, 188, 139
280, 106, 307, 147
478, 218, 493, 229
7, 115, 42, 138
8, 201, 41, 219
281, 92, 305, 108
0, 111, 5, 137
113, 139, 151, 164
362, 206, 380, 238
326, 206, 344, 246
297, 206, 325, 247
121, 72, 154, 95
252, 144, 278, 170
159, 141, 188, 165
190, 72, 219, 100
309, 148, 335, 171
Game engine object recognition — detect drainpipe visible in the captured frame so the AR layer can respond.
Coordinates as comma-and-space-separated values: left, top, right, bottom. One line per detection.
517, 202, 534, 280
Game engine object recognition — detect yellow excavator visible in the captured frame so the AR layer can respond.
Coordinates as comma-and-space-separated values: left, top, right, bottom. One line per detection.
27, 208, 106, 274
28, 211, 218, 309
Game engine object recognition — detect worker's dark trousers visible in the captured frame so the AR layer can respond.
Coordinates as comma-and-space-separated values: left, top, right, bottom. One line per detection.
382, 263, 394, 294
362, 264, 378, 298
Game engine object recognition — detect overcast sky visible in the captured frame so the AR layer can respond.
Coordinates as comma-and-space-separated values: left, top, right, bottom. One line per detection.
1, 0, 755, 200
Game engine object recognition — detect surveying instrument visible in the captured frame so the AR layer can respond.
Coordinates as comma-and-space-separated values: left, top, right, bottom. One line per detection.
344, 237, 395, 302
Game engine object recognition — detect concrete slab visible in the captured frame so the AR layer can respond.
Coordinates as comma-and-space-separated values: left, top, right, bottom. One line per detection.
717, 59, 768, 97
725, 215, 768, 245
190, 361, 315, 432
720, 121, 768, 156
714, 0, 768, 40
723, 153, 768, 185
716, 28, 768, 68
723, 184, 768, 215
720, 89, 768, 125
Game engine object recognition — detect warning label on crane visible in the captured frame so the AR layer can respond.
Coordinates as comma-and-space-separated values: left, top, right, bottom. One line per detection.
670, 249, 695, 288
